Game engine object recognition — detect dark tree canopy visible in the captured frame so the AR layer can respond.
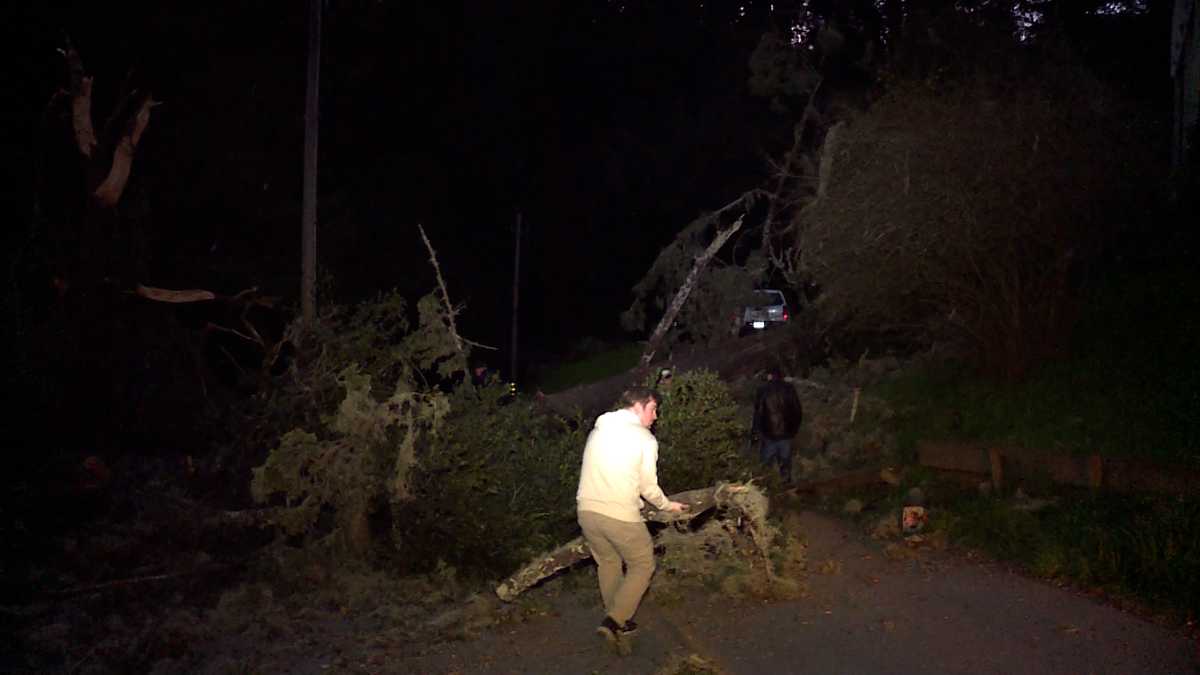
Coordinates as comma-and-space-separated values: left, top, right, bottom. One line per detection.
5, 0, 1183, 478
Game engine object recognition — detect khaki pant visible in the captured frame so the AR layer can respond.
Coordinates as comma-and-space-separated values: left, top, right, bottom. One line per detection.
578, 510, 655, 624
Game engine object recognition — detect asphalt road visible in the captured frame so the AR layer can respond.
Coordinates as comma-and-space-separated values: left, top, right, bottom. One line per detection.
392, 510, 1197, 674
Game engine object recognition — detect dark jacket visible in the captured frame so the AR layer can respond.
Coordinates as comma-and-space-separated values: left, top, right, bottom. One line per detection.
753, 379, 803, 440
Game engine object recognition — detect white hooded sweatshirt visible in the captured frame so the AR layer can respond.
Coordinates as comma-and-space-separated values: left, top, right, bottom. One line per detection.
576, 408, 671, 523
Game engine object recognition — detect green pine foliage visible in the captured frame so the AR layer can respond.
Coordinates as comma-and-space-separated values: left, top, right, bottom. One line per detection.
248, 285, 763, 576
393, 381, 589, 575
651, 369, 759, 492
249, 288, 461, 549
392, 368, 761, 577
250, 364, 450, 538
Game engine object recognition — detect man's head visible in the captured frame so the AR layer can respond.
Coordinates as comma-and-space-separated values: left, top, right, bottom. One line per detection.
766, 366, 783, 381
619, 386, 661, 428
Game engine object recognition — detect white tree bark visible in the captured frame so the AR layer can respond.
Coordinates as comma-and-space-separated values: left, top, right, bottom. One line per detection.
93, 96, 155, 207
71, 75, 98, 158
638, 193, 754, 368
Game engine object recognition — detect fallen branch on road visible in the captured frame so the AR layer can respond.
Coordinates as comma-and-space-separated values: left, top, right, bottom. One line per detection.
495, 482, 766, 601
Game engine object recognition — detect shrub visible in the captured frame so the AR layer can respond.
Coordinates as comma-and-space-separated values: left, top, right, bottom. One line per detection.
250, 365, 450, 544
798, 60, 1157, 380
933, 488, 1200, 617
652, 368, 758, 491
875, 264, 1199, 466
249, 289, 462, 554
392, 383, 588, 575
251, 310, 763, 576
393, 368, 761, 577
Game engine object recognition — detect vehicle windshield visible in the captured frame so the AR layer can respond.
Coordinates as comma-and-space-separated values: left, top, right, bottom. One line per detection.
753, 290, 785, 305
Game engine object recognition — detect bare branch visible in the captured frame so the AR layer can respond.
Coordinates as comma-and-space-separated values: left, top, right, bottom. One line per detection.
640, 210, 747, 367
205, 321, 260, 345
218, 345, 250, 378
62, 45, 98, 158
93, 94, 157, 207
72, 76, 98, 158
134, 284, 217, 303
50, 568, 229, 599
760, 76, 829, 285
417, 224, 464, 354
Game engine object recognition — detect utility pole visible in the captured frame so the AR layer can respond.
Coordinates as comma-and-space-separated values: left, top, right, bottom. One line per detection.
301, 0, 322, 328
1171, 0, 1199, 179
510, 212, 522, 385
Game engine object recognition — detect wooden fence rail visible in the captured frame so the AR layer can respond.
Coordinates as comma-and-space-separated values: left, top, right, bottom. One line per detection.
917, 441, 1200, 495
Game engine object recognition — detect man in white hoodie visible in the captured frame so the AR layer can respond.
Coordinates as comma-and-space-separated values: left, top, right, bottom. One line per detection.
577, 386, 688, 645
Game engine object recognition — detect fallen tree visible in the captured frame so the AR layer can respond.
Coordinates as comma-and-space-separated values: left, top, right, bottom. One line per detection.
621, 192, 765, 362
540, 325, 793, 419
495, 482, 772, 602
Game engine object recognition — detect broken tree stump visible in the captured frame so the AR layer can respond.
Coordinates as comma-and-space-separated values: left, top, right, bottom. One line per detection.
494, 483, 751, 601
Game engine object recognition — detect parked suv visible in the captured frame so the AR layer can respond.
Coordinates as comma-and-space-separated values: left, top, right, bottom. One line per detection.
736, 289, 789, 335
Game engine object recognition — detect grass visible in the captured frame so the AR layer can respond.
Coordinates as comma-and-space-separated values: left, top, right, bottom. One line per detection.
828, 471, 1200, 620
931, 485, 1200, 618
861, 260, 1200, 617
532, 342, 643, 393
876, 264, 1200, 467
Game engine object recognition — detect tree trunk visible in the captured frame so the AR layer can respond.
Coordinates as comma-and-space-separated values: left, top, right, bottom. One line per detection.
639, 215, 746, 367
511, 212, 521, 383
92, 96, 156, 207
60, 45, 155, 214
343, 508, 372, 556
1172, 0, 1199, 176
69, 72, 98, 158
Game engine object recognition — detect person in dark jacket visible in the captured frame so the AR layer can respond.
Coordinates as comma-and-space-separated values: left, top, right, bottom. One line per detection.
470, 361, 492, 387
752, 367, 803, 484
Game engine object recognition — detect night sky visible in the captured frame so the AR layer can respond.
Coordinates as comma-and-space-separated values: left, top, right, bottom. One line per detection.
9, 2, 801, 371
2, 8, 1195, 670
7, 1, 1172, 374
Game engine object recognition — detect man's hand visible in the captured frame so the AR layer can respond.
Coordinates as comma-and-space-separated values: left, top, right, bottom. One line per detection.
664, 501, 689, 513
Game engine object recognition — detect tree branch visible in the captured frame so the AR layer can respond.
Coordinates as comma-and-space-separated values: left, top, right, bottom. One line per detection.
61, 45, 98, 158
495, 483, 753, 601
134, 284, 217, 303
417, 224, 464, 354
93, 93, 156, 208
638, 193, 755, 367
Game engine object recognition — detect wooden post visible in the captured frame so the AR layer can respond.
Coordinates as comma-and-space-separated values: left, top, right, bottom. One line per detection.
510, 212, 521, 385
988, 448, 1004, 492
1086, 454, 1103, 489
300, 0, 322, 329
1171, 0, 1200, 175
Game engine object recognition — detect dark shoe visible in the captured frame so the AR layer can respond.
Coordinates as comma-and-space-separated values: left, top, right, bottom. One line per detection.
596, 616, 622, 644
619, 619, 638, 637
